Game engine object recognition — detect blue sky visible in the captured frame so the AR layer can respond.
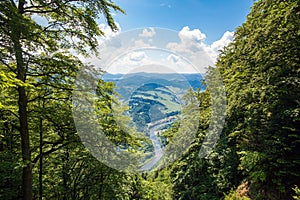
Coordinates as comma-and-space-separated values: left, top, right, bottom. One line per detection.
90, 1, 255, 74
112, 0, 254, 44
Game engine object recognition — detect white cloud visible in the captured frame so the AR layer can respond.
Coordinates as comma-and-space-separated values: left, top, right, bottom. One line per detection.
166, 26, 234, 69
167, 26, 207, 55
105, 51, 149, 74
179, 26, 206, 43
133, 39, 152, 47
167, 54, 180, 63
210, 31, 234, 57
160, 3, 171, 8
108, 51, 198, 74
129, 51, 146, 62
139, 28, 156, 38
87, 26, 234, 74
98, 22, 121, 43
200, 31, 234, 62
166, 27, 211, 71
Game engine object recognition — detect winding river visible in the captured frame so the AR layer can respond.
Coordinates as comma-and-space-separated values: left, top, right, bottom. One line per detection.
139, 125, 163, 171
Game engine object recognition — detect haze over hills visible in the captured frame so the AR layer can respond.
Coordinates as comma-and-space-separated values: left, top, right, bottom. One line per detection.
103, 72, 205, 132
103, 72, 205, 100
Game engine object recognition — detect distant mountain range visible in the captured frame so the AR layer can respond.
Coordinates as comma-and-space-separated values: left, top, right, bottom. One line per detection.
103, 72, 205, 99
102, 72, 205, 132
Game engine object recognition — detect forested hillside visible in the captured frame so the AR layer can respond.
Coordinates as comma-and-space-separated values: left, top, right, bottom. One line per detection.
0, 0, 299, 200
168, 0, 300, 199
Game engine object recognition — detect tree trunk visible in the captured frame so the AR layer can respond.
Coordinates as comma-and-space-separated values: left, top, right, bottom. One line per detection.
17, 69, 32, 200
11, 1, 33, 198
39, 115, 43, 200
16, 50, 32, 200
62, 145, 70, 200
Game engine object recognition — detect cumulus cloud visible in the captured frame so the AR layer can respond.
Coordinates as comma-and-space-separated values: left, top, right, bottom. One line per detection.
129, 51, 147, 62
139, 28, 156, 38
210, 31, 234, 56
88, 26, 234, 74
97, 23, 121, 44
199, 31, 234, 61
167, 26, 207, 54
166, 27, 211, 70
166, 26, 234, 69
108, 50, 198, 74
133, 39, 152, 48
167, 54, 180, 63
105, 51, 149, 73
179, 26, 206, 43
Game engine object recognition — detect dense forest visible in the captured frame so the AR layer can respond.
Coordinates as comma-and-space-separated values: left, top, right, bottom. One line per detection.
0, 0, 299, 199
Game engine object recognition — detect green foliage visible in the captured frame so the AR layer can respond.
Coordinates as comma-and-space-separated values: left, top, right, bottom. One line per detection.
168, 86, 228, 200
224, 189, 250, 200
216, 0, 300, 199
1, 0, 299, 199
293, 186, 300, 200
238, 151, 267, 182
127, 171, 173, 200
168, 0, 300, 199
0, 0, 128, 199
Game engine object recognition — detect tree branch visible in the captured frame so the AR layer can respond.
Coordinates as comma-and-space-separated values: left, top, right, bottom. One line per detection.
32, 142, 70, 164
